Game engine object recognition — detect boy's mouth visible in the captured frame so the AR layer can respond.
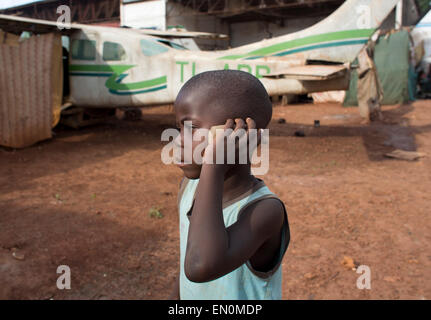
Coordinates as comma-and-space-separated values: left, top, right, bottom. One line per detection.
174, 155, 192, 167
176, 162, 189, 168
175, 160, 196, 170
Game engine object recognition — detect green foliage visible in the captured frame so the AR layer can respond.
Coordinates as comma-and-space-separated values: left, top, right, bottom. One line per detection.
148, 206, 163, 219
417, 0, 430, 15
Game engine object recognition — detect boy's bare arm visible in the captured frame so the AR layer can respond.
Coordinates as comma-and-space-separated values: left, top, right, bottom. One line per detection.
184, 120, 286, 285
185, 163, 284, 283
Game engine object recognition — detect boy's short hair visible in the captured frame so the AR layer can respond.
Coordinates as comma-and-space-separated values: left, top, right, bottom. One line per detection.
176, 70, 273, 129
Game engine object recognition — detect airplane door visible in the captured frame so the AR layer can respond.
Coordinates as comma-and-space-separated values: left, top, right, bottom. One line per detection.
69, 31, 105, 106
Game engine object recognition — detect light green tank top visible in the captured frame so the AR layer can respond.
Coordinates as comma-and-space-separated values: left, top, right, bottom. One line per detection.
178, 177, 289, 300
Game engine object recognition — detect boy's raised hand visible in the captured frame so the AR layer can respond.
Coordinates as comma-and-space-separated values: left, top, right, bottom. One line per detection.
203, 117, 261, 170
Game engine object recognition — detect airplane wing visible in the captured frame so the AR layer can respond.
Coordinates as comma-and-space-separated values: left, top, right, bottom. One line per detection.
0, 14, 228, 39
263, 63, 349, 81
0, 14, 77, 34
133, 28, 228, 40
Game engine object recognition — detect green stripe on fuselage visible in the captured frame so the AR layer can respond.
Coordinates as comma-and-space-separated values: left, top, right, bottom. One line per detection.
273, 39, 368, 57
218, 29, 375, 60
109, 84, 168, 95
69, 64, 168, 93
105, 75, 167, 91
69, 64, 134, 74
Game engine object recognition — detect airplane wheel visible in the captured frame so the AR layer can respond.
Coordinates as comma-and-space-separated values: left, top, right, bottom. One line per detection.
122, 108, 142, 121
60, 107, 116, 128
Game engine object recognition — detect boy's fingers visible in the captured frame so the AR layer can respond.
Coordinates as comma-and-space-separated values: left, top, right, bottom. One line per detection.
245, 118, 256, 131
245, 118, 257, 144
234, 118, 246, 131
257, 129, 263, 145
224, 119, 235, 130
246, 126, 261, 151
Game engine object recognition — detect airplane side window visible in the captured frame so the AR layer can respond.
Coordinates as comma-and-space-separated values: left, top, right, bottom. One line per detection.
140, 39, 169, 56
157, 39, 187, 50
71, 39, 96, 60
103, 41, 127, 61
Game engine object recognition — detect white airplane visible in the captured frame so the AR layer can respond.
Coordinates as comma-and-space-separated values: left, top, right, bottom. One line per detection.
0, 0, 400, 111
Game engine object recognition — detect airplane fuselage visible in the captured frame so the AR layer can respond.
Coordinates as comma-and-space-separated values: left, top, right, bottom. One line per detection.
66, 0, 401, 108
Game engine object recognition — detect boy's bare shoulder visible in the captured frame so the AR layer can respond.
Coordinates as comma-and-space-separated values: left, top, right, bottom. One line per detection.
238, 196, 286, 238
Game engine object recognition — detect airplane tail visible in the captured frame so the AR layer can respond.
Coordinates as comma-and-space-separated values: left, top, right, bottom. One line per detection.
218, 0, 401, 63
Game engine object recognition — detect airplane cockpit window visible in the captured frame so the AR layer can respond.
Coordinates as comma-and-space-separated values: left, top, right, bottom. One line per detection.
156, 39, 187, 50
169, 42, 188, 50
103, 41, 127, 61
140, 39, 169, 56
71, 39, 96, 61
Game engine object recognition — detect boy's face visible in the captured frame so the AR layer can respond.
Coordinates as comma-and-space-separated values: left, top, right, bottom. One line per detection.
174, 90, 228, 179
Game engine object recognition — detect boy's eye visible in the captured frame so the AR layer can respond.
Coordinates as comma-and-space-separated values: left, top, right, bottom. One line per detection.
183, 122, 197, 129
177, 120, 199, 130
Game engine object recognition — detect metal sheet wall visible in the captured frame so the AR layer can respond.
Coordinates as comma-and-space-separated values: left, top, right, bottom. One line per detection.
0, 31, 62, 148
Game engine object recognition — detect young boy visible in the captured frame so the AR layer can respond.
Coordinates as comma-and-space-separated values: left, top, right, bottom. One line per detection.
170, 70, 290, 300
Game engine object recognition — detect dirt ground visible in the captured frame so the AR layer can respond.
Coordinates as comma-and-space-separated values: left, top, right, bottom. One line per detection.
0, 101, 430, 300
